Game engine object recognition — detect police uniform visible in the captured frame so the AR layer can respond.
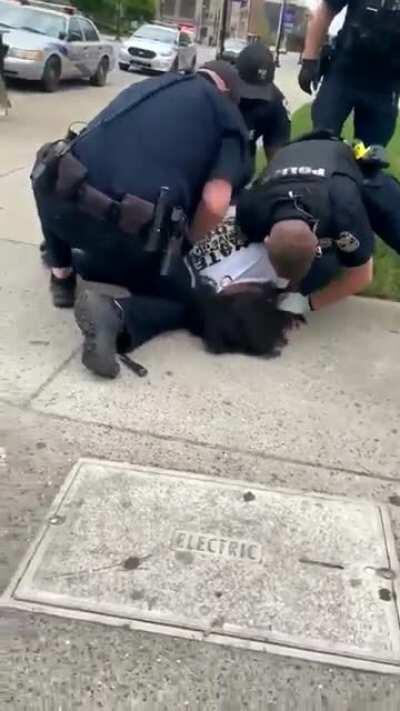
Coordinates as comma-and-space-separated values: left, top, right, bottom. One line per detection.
236, 42, 291, 168
34, 71, 250, 303
236, 134, 375, 293
311, 0, 400, 146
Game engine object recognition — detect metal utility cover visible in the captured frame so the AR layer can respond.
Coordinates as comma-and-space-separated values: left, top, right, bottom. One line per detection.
3, 459, 400, 673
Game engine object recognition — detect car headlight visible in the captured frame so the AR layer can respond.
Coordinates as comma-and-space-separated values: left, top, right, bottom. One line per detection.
8, 49, 45, 61
159, 50, 174, 57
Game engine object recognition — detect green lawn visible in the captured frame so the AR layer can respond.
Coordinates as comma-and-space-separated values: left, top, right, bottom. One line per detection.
257, 104, 400, 300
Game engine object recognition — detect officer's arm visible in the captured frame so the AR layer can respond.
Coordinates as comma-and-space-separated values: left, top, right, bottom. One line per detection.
303, 1, 338, 59
189, 134, 250, 243
311, 175, 374, 309
189, 180, 233, 243
262, 101, 291, 162
310, 259, 373, 310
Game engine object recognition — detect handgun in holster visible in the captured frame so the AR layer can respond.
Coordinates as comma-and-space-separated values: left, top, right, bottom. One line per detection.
160, 206, 187, 277
144, 186, 170, 253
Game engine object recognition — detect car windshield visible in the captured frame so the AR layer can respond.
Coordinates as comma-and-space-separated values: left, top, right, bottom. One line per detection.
134, 25, 176, 44
225, 39, 247, 50
0, 2, 66, 38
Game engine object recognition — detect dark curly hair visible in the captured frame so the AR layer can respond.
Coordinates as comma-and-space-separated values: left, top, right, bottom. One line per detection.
188, 281, 304, 357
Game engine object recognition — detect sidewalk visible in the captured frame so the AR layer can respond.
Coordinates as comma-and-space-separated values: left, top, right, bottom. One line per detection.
1, 65, 400, 710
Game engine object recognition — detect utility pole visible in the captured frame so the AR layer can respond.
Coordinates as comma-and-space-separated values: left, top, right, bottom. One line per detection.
218, 0, 230, 56
274, 0, 287, 66
116, 0, 123, 40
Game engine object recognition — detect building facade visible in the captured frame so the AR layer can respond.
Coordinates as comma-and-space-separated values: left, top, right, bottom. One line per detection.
156, 0, 307, 47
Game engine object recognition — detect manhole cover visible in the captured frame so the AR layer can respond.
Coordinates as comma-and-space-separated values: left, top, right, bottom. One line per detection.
3, 459, 400, 673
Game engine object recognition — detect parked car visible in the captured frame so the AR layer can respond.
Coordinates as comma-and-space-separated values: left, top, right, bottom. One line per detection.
119, 23, 197, 74
0, 0, 115, 91
219, 37, 247, 64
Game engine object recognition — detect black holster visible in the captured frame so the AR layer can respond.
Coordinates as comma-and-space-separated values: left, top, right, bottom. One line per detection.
31, 139, 71, 194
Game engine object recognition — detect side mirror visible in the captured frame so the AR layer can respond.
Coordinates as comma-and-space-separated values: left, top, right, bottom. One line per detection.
58, 31, 67, 40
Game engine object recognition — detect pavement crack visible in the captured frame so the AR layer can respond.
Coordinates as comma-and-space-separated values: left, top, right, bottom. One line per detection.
17, 405, 398, 483
299, 558, 344, 571
0, 165, 29, 179
25, 346, 80, 407
44, 560, 122, 581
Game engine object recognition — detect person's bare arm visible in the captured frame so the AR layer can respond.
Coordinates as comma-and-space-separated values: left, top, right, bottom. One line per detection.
310, 259, 373, 310
303, 1, 337, 59
189, 179, 233, 243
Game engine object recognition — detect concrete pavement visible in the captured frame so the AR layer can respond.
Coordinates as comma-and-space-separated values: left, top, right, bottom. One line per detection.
1, 63, 400, 709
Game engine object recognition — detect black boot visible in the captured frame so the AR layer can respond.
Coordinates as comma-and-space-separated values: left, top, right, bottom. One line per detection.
50, 272, 76, 308
74, 289, 123, 379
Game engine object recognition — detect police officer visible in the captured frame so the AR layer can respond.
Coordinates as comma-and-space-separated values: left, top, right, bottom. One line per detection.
72, 132, 400, 378
235, 41, 291, 166
298, 0, 400, 146
236, 131, 376, 314
33, 62, 250, 309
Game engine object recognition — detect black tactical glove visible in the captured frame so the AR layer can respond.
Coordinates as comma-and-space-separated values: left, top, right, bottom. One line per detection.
298, 59, 320, 95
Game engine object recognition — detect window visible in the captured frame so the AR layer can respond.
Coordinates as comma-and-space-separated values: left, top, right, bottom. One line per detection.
80, 18, 99, 42
0, 2, 67, 39
179, 0, 196, 19
134, 24, 177, 44
68, 16, 83, 41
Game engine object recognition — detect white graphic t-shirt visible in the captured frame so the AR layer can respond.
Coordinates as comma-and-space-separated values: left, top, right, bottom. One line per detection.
186, 207, 288, 292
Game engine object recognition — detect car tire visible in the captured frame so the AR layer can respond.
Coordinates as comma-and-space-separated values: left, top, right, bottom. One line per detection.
90, 57, 109, 87
171, 56, 179, 72
41, 56, 61, 93
191, 56, 196, 72
119, 62, 130, 72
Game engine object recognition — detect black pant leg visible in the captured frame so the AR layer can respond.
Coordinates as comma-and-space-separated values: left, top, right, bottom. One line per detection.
116, 295, 187, 351
311, 69, 355, 137
362, 172, 400, 254
354, 90, 399, 147
34, 189, 160, 284
34, 188, 73, 268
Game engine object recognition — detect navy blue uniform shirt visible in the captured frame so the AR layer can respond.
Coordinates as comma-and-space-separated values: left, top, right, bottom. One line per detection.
240, 85, 291, 162
237, 172, 374, 269
325, 0, 400, 91
73, 73, 251, 218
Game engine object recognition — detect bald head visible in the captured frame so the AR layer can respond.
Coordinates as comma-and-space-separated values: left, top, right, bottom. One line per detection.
265, 220, 318, 284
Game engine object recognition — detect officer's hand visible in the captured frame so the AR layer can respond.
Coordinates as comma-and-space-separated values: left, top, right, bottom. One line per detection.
278, 292, 312, 315
298, 59, 320, 95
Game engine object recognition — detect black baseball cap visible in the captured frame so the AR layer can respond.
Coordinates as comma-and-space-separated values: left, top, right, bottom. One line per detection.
236, 41, 275, 100
198, 60, 243, 103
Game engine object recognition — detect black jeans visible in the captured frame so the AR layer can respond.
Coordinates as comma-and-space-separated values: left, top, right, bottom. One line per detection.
312, 66, 399, 146
362, 172, 400, 255
35, 188, 191, 348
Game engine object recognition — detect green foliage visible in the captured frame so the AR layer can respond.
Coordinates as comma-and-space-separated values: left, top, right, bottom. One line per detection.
75, 0, 155, 31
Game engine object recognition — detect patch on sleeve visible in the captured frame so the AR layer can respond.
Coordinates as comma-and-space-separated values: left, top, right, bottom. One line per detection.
336, 231, 360, 253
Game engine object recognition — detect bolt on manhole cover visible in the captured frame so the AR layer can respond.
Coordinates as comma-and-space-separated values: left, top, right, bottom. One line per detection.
2, 459, 400, 674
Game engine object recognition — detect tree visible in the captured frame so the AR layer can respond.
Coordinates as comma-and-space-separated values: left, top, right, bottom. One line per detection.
75, 0, 155, 33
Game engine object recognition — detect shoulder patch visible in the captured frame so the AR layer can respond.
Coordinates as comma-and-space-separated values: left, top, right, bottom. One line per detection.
336, 231, 360, 253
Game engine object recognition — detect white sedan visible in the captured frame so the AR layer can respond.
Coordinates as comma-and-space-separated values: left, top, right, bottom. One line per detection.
119, 23, 197, 74
1, 0, 115, 91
